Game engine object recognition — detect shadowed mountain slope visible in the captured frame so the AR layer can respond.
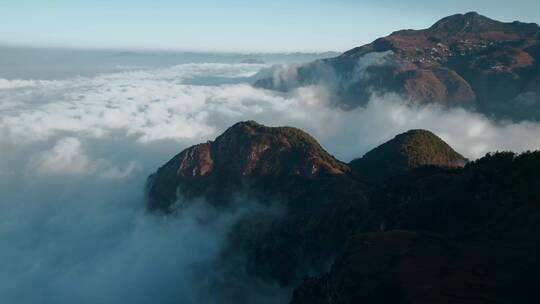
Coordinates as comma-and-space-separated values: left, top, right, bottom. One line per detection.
292, 151, 540, 303
146, 122, 540, 302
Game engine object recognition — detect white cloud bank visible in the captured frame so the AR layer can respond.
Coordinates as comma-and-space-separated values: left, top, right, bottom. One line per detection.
2, 64, 540, 160
1, 62, 540, 303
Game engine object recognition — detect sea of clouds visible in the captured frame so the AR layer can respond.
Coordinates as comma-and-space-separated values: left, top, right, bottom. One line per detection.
1, 54, 540, 303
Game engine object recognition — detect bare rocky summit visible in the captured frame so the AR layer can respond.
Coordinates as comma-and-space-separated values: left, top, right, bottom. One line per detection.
147, 121, 347, 211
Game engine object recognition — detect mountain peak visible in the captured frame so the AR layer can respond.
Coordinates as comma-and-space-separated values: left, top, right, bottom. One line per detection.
226, 120, 263, 131
147, 121, 348, 210
428, 11, 539, 33
430, 12, 499, 32
350, 129, 467, 180
258, 13, 540, 119
212, 121, 348, 177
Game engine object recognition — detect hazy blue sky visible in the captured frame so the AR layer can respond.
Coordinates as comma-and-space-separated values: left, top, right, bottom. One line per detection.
0, 0, 538, 52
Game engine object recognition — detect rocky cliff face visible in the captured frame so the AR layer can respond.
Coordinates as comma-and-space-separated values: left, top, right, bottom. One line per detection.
147, 121, 348, 211
255, 12, 540, 120
146, 121, 540, 302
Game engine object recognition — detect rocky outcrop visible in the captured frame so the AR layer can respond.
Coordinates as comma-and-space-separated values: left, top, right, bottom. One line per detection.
255, 12, 540, 120
146, 121, 348, 211
350, 129, 467, 180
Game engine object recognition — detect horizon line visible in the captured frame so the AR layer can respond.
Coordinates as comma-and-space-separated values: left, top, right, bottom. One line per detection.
0, 41, 345, 55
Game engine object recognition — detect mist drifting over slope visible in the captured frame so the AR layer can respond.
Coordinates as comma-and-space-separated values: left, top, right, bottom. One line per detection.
1, 50, 540, 303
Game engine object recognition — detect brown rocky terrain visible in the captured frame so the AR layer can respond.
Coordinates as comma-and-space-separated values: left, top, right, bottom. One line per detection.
146, 121, 348, 211
146, 121, 540, 302
255, 12, 540, 120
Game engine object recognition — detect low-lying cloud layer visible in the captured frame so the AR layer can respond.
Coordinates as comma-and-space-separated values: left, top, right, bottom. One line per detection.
1, 60, 540, 303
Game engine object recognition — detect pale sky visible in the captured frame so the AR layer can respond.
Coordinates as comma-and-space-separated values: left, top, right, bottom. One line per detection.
0, 0, 538, 52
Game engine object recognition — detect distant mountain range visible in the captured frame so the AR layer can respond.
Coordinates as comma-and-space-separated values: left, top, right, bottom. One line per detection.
147, 120, 540, 303
255, 12, 540, 121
